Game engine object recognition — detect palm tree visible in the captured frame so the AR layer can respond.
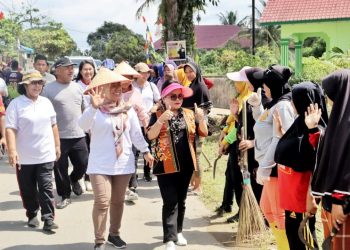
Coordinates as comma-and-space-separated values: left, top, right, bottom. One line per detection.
135, 0, 220, 56
218, 11, 238, 25
238, 0, 280, 48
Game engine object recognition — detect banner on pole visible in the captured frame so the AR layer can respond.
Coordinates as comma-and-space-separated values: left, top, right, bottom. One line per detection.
166, 40, 186, 61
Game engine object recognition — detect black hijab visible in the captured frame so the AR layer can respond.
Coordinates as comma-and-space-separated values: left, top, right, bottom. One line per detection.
312, 69, 350, 196
182, 62, 211, 111
245, 67, 270, 107
274, 82, 328, 172
252, 65, 292, 109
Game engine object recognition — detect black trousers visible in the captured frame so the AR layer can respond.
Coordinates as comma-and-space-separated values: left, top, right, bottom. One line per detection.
157, 168, 193, 243
54, 137, 88, 199
285, 210, 318, 250
129, 145, 139, 189
221, 144, 243, 209
16, 162, 55, 221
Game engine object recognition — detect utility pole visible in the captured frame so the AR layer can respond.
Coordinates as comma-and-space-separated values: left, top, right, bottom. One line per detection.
252, 0, 256, 55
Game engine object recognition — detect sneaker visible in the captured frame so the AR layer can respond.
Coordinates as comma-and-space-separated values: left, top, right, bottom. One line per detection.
143, 173, 152, 182
70, 177, 83, 196
176, 233, 187, 246
78, 178, 86, 193
165, 241, 176, 250
27, 216, 40, 228
43, 220, 58, 231
125, 189, 138, 202
85, 180, 93, 191
56, 198, 71, 209
94, 243, 105, 250
227, 212, 239, 223
107, 235, 126, 249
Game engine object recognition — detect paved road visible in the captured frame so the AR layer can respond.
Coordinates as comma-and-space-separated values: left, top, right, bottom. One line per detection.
0, 155, 229, 250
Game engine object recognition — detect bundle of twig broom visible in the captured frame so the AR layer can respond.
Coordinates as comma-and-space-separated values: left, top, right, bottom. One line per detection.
236, 101, 270, 247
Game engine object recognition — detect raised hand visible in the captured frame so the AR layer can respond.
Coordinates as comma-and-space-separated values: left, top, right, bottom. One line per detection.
229, 99, 239, 115
159, 105, 173, 123
194, 103, 205, 122
273, 109, 285, 138
88, 87, 106, 109
247, 87, 262, 107
304, 103, 322, 129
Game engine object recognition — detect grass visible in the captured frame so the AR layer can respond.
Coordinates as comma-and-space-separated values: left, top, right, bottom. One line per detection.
200, 133, 233, 211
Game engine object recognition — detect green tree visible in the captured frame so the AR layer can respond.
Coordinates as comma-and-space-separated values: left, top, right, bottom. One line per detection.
218, 11, 238, 25
21, 21, 77, 60
9, 1, 48, 28
87, 22, 146, 63
0, 19, 22, 57
238, 0, 280, 48
136, 0, 220, 55
87, 22, 130, 59
105, 30, 146, 64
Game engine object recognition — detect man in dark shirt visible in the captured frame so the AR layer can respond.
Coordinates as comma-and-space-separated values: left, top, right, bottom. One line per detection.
6, 60, 23, 87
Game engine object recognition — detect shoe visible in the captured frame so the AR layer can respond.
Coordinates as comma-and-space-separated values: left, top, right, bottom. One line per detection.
107, 235, 126, 249
125, 189, 138, 202
94, 243, 105, 250
85, 180, 93, 191
43, 220, 58, 231
78, 178, 86, 193
215, 205, 232, 217
56, 198, 71, 209
27, 216, 40, 228
70, 176, 83, 196
176, 233, 187, 246
227, 212, 239, 223
143, 173, 152, 182
165, 241, 176, 250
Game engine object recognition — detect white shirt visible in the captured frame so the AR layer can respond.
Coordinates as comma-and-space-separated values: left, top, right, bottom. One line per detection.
78, 106, 149, 175
6, 95, 57, 165
0, 78, 8, 97
132, 81, 160, 112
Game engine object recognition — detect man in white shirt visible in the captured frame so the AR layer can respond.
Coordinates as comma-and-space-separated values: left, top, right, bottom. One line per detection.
133, 62, 160, 182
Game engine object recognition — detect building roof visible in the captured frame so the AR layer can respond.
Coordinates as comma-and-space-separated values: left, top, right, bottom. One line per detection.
260, 0, 350, 25
154, 25, 250, 50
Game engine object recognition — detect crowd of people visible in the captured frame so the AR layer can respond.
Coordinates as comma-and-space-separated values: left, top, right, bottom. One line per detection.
0, 54, 349, 250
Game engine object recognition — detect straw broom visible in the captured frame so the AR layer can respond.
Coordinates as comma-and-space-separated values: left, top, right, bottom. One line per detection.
236, 101, 269, 247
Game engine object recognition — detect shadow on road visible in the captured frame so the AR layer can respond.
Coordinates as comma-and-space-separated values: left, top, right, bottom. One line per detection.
0, 200, 23, 211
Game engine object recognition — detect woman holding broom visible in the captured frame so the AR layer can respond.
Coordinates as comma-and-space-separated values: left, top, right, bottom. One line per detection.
311, 70, 350, 250
219, 66, 262, 223
147, 80, 208, 250
247, 65, 295, 249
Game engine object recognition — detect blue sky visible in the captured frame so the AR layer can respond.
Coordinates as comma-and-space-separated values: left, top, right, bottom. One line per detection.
2, 0, 254, 50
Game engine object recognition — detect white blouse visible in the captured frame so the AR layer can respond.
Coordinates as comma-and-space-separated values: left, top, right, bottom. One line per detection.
78, 106, 149, 175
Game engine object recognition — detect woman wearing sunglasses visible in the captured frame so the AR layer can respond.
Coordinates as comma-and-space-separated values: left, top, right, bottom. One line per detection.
6, 70, 60, 231
147, 80, 208, 250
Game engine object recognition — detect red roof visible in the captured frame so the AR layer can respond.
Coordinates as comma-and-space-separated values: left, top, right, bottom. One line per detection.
154, 25, 250, 50
260, 0, 350, 24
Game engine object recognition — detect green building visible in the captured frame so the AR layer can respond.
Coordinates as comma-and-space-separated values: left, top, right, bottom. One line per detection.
260, 0, 350, 76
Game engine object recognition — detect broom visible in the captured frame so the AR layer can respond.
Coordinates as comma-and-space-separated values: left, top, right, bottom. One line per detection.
236, 101, 270, 246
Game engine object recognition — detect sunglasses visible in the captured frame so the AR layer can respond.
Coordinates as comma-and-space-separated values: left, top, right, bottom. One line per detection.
30, 80, 44, 86
169, 93, 184, 101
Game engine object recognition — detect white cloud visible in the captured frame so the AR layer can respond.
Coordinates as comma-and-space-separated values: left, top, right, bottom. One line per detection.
6, 0, 252, 50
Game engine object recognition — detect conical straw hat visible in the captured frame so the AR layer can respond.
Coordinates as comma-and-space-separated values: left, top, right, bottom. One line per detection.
114, 61, 141, 78
84, 67, 130, 94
